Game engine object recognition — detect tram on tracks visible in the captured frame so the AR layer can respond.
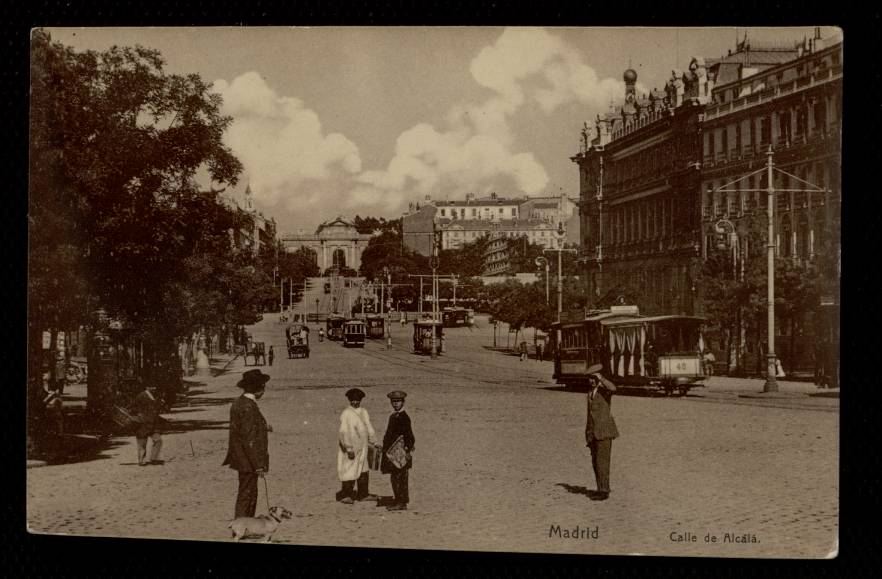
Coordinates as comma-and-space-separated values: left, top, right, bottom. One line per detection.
342, 319, 366, 347
365, 315, 386, 339
551, 306, 707, 396
326, 315, 346, 341
441, 307, 473, 328
412, 320, 443, 355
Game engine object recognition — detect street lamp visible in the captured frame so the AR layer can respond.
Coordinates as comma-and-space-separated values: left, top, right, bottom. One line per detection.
315, 298, 319, 322
535, 256, 550, 305
709, 146, 829, 393
543, 222, 577, 323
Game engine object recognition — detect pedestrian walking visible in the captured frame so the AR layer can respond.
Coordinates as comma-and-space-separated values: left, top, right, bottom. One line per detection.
386, 335, 393, 350
318, 328, 325, 342
584, 364, 618, 501
336, 388, 380, 504
380, 390, 415, 511
268, 345, 274, 366
519, 340, 528, 362
131, 380, 164, 466
222, 369, 272, 518
536, 342, 544, 362
703, 351, 715, 376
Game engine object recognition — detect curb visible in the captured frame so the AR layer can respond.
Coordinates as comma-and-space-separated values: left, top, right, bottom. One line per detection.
27, 459, 48, 469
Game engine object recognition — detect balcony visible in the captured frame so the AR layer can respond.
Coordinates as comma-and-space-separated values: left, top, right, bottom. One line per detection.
704, 65, 842, 121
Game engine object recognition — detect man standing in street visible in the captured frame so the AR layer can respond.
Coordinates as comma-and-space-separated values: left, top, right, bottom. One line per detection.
336, 388, 380, 504
584, 364, 618, 501
131, 380, 164, 466
380, 390, 415, 511
223, 369, 272, 518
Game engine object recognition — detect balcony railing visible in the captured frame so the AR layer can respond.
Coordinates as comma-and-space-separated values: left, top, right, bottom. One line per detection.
704, 65, 841, 121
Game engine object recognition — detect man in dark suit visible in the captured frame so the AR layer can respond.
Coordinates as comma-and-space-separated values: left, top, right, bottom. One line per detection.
223, 369, 272, 518
131, 381, 163, 466
584, 364, 619, 501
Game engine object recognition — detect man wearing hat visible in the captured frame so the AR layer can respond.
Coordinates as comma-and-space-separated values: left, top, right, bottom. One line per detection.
380, 390, 415, 511
584, 364, 619, 501
223, 369, 272, 518
337, 388, 379, 504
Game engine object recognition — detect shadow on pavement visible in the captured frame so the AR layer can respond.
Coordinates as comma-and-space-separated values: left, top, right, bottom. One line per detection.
161, 418, 230, 434
556, 483, 591, 496
33, 434, 126, 466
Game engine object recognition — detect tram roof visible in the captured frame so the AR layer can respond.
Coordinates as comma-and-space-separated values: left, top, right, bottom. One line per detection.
553, 313, 705, 328
602, 315, 705, 327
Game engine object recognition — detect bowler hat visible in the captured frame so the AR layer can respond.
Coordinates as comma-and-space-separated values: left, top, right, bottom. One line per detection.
237, 369, 270, 392
345, 388, 366, 401
387, 390, 407, 400
586, 363, 604, 375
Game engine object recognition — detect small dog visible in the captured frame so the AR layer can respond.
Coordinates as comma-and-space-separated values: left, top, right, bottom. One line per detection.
228, 506, 293, 543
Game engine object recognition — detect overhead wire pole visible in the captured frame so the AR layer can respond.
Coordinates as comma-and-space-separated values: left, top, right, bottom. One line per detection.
709, 145, 830, 394
543, 222, 577, 323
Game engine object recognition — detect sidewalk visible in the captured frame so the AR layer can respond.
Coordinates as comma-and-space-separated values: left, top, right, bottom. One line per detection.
28, 353, 240, 469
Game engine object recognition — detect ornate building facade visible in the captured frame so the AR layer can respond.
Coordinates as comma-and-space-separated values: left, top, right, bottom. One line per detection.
699, 30, 841, 373
281, 217, 372, 273
573, 62, 707, 314
574, 29, 841, 376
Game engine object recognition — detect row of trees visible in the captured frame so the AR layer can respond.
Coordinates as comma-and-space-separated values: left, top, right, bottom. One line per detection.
28, 31, 292, 440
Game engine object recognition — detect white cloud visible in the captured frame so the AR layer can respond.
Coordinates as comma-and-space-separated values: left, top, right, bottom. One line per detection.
211, 29, 629, 231
212, 72, 362, 206
355, 27, 627, 208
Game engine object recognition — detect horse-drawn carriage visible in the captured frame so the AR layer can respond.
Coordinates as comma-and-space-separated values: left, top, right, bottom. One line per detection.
244, 341, 267, 366
286, 324, 310, 359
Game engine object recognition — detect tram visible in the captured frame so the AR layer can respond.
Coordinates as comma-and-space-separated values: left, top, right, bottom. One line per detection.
285, 324, 310, 359
551, 306, 707, 396
412, 320, 443, 355
342, 319, 366, 347
365, 315, 386, 339
326, 315, 346, 341
323, 281, 331, 294
441, 307, 473, 328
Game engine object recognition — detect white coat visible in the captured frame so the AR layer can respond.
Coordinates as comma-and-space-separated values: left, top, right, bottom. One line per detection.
337, 406, 377, 481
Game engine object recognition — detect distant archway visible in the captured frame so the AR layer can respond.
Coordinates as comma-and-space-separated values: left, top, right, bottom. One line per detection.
333, 248, 346, 268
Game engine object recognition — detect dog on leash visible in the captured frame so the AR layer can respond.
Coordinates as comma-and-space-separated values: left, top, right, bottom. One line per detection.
228, 506, 293, 542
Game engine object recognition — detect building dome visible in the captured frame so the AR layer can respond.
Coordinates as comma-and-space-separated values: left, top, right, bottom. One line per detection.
623, 68, 637, 83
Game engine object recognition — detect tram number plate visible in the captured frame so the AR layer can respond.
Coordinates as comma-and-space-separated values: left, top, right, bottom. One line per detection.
659, 355, 700, 376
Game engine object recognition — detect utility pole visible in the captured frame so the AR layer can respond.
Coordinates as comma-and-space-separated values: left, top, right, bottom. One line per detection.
543, 223, 577, 323
710, 146, 829, 394
279, 277, 284, 314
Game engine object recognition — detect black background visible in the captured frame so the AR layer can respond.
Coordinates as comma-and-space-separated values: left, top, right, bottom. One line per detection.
3, 1, 877, 577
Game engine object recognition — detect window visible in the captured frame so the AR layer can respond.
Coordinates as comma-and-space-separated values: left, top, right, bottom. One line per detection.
760, 117, 771, 145
511, 207, 517, 216
471, 208, 476, 217
440, 209, 446, 217
778, 110, 791, 145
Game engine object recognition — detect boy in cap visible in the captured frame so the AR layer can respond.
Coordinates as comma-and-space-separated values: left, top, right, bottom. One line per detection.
223, 369, 272, 518
337, 388, 380, 504
380, 390, 415, 511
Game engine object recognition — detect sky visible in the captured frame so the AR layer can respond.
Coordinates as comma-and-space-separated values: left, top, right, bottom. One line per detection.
46, 26, 840, 236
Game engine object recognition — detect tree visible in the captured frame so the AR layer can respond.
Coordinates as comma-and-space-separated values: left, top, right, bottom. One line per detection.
439, 235, 490, 277
29, 31, 262, 421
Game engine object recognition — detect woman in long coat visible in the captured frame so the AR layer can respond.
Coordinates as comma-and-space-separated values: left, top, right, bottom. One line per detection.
336, 388, 379, 504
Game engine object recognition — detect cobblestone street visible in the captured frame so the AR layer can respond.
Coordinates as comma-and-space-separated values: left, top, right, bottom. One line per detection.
27, 315, 838, 558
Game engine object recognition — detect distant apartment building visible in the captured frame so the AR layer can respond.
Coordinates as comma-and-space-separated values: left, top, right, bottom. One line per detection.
222, 184, 277, 257
402, 192, 579, 263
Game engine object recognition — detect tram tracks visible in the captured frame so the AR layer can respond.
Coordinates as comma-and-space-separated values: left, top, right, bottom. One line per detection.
349, 340, 551, 389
